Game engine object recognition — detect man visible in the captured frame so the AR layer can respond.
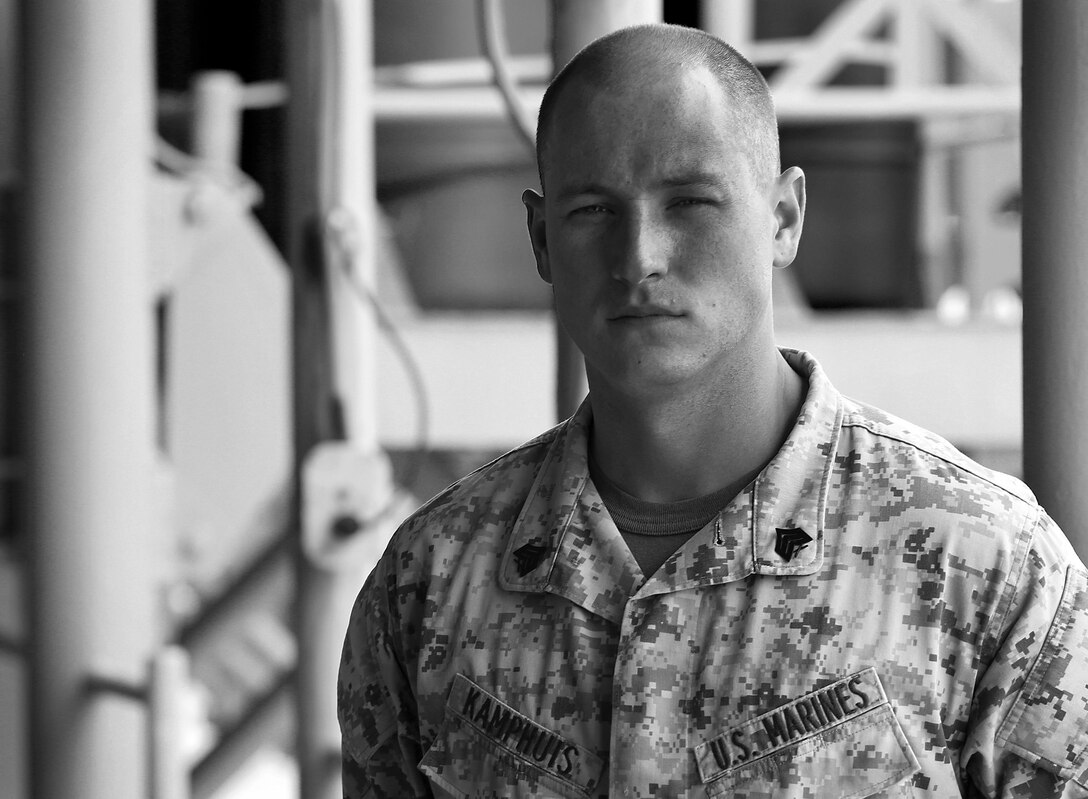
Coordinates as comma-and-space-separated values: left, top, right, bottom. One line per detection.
339, 24, 1088, 798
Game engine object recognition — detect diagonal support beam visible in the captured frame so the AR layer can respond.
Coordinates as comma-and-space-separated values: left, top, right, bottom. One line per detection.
918, 0, 1019, 85
771, 0, 1018, 93
770, 0, 894, 90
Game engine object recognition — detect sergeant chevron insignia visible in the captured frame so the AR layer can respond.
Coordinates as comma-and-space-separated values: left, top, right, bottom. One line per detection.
513, 541, 549, 576
774, 527, 812, 562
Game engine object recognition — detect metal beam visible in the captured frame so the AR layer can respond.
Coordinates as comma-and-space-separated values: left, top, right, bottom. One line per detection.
21, 0, 158, 796
918, 0, 1018, 85
1022, 1, 1088, 557
286, 2, 385, 799
372, 84, 1020, 124
701, 0, 755, 56
770, 0, 891, 90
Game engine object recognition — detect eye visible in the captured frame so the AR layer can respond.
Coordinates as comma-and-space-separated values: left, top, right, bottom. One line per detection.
670, 196, 713, 209
572, 204, 610, 216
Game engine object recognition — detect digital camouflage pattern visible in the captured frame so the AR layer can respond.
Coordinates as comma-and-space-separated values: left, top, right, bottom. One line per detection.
339, 350, 1088, 798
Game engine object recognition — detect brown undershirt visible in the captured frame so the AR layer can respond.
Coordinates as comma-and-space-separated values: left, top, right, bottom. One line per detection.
588, 452, 735, 578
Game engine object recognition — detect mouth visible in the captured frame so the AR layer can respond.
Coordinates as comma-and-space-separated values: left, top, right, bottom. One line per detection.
609, 305, 684, 321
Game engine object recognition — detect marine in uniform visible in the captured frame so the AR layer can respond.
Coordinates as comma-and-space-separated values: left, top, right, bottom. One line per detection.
339, 23, 1088, 798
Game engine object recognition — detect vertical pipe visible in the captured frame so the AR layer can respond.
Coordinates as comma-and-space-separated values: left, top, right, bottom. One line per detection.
148, 647, 191, 799
320, 0, 378, 451
700, 0, 754, 55
307, 2, 378, 798
1022, 1, 1088, 558
21, 0, 157, 797
890, 0, 927, 88
0, 0, 16, 186
191, 71, 244, 183
549, 0, 663, 420
284, 14, 330, 793
286, 1, 377, 798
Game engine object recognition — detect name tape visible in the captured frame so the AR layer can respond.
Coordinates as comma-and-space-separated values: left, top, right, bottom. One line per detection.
694, 667, 887, 782
447, 674, 603, 792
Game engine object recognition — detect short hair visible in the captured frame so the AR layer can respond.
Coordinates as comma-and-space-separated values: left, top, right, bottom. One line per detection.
535, 24, 780, 189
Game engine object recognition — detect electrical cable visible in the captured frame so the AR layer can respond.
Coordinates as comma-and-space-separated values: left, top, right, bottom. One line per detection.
477, 0, 538, 157
318, 0, 431, 498
324, 210, 432, 501
341, 263, 431, 494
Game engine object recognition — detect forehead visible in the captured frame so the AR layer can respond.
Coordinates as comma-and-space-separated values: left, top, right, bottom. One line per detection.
542, 64, 748, 194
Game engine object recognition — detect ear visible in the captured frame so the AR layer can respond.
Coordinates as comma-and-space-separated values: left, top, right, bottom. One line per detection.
522, 188, 551, 284
771, 166, 806, 269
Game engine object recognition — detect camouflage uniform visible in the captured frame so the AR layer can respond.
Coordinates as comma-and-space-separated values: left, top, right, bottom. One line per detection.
339, 349, 1088, 798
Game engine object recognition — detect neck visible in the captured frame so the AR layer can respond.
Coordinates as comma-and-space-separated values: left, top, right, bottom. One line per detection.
587, 346, 804, 503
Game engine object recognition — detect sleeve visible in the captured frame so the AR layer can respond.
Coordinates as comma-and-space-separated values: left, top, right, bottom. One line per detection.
961, 510, 1088, 798
338, 559, 433, 799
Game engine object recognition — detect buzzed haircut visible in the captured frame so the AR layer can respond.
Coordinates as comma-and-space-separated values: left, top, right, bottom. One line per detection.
535, 23, 780, 189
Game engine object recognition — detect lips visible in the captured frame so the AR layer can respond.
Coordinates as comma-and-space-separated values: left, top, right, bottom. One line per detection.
609, 304, 683, 320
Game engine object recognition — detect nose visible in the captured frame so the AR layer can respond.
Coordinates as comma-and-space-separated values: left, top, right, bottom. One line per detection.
611, 207, 669, 286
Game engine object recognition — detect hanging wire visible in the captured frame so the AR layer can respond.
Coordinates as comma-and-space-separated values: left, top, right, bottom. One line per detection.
324, 209, 432, 498
477, 0, 538, 156
315, 0, 431, 501
340, 260, 432, 497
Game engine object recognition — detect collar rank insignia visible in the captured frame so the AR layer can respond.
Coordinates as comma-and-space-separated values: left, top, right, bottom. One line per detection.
513, 541, 549, 577
774, 527, 812, 562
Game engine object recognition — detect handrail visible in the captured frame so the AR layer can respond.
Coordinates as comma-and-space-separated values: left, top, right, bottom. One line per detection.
175, 530, 292, 649
191, 668, 294, 799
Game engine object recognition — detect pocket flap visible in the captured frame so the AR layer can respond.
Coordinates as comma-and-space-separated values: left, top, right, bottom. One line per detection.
695, 668, 919, 798
419, 674, 604, 798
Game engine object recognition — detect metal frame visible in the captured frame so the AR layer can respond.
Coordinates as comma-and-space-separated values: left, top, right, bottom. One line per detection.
373, 0, 1020, 124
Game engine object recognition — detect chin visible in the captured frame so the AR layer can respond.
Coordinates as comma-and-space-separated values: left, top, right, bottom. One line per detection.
599, 358, 700, 395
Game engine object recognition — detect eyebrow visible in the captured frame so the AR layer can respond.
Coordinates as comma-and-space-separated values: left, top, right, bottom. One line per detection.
553, 173, 730, 202
658, 172, 732, 190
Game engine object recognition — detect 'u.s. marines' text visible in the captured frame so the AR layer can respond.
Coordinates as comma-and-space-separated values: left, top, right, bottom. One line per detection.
707, 673, 873, 770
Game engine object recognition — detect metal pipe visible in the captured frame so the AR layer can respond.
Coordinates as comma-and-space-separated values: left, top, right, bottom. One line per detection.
549, 0, 663, 420
700, 0, 754, 55
284, 0, 334, 780
149, 647, 192, 799
319, 0, 378, 450
21, 0, 157, 796
551, 0, 662, 67
1022, 1, 1088, 558
191, 71, 244, 182
286, 1, 380, 798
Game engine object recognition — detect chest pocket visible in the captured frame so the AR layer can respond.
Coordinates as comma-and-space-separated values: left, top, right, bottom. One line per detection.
694, 668, 919, 799
418, 674, 604, 799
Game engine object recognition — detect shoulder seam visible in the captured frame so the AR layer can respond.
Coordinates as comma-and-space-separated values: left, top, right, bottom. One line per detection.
840, 417, 1037, 508
462, 423, 564, 479
408, 427, 561, 518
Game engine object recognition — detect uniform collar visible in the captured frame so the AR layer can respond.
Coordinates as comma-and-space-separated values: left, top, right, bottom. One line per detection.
499, 349, 843, 623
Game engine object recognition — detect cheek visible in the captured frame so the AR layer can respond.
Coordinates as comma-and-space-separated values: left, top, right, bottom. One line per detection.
549, 278, 592, 330
548, 243, 607, 297
692, 230, 773, 292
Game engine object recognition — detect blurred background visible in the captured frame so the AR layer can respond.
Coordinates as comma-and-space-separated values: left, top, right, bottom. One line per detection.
0, 0, 1075, 797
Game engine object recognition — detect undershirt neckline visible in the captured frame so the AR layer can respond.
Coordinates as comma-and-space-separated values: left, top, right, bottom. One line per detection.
588, 449, 735, 537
